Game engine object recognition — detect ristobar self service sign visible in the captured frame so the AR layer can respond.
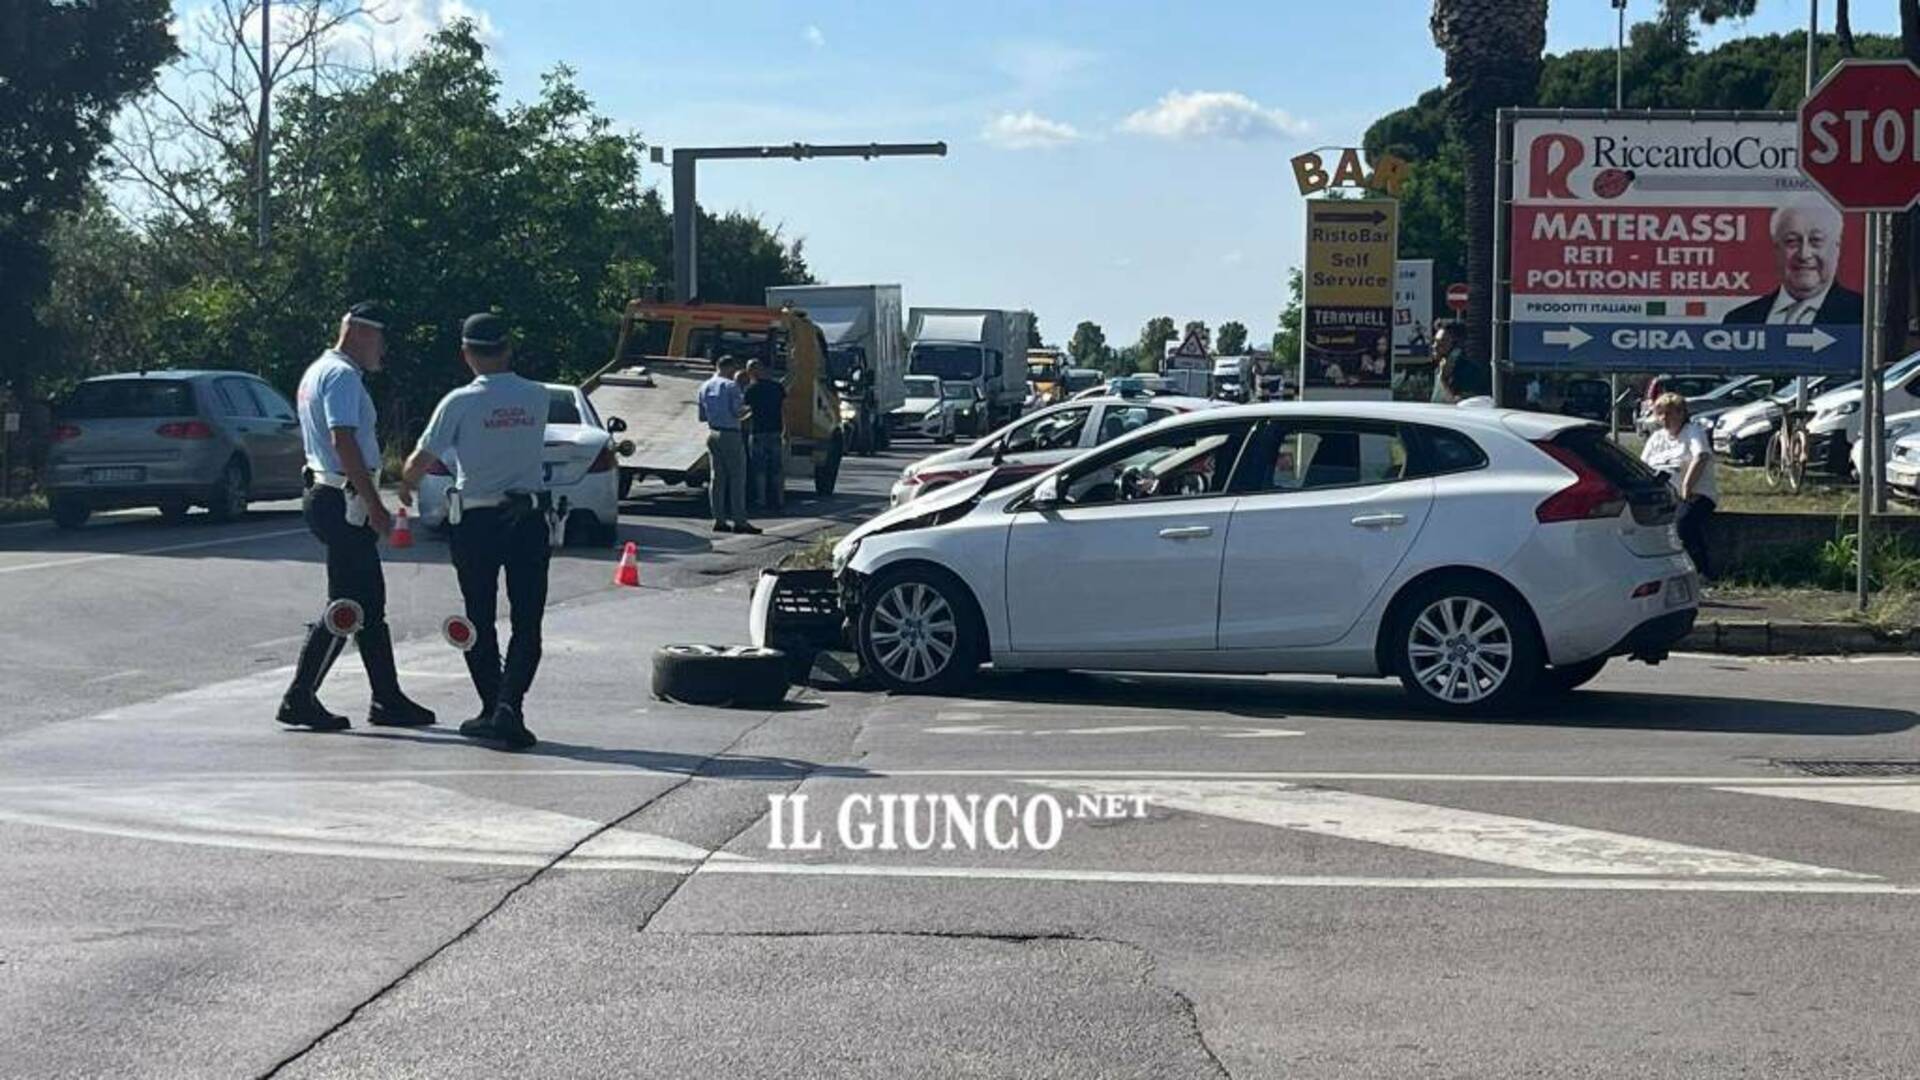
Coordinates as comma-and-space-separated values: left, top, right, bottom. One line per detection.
1304, 198, 1397, 392
1505, 113, 1866, 374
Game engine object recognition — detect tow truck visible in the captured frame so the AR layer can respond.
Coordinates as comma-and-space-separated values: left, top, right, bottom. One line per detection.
584, 300, 848, 499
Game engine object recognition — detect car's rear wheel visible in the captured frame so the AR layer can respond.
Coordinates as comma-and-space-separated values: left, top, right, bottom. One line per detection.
1390, 576, 1541, 714
50, 495, 90, 530
1538, 656, 1608, 695
856, 567, 981, 694
158, 498, 190, 523
205, 460, 249, 523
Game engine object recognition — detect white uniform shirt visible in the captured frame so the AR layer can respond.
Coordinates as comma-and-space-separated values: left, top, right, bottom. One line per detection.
296, 349, 379, 476
1641, 420, 1719, 503
416, 372, 548, 502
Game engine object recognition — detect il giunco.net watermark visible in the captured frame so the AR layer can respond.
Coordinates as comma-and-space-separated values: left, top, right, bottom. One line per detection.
765, 792, 1150, 853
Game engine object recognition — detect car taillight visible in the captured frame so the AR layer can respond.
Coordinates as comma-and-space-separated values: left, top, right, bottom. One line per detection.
1533, 441, 1626, 523
51, 424, 82, 442
589, 445, 615, 473
426, 459, 452, 476
156, 420, 214, 439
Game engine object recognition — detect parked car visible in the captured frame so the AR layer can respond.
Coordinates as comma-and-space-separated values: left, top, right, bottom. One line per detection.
1635, 375, 1779, 436
1633, 373, 1729, 434
832, 402, 1695, 713
1805, 350, 1920, 476
1708, 376, 1843, 464
45, 370, 307, 529
890, 376, 977, 442
889, 393, 1221, 507
413, 383, 620, 546
1071, 375, 1183, 401
1850, 405, 1920, 482
1559, 378, 1613, 423
1884, 425, 1920, 499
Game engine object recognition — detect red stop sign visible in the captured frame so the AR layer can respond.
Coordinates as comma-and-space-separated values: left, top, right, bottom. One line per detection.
1445, 283, 1469, 313
1800, 59, 1920, 211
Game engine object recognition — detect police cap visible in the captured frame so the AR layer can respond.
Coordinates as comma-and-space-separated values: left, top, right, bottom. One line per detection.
461, 312, 510, 348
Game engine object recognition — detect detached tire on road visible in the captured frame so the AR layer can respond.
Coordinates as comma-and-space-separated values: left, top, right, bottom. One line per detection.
652, 645, 791, 708
1388, 574, 1542, 715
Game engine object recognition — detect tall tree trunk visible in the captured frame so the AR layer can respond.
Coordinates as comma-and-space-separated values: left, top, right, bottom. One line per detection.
1836, 0, 1857, 57
1431, 0, 1548, 398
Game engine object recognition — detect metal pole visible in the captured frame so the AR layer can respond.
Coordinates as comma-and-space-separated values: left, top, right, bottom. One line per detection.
256, 0, 270, 249
1806, 0, 1819, 96
1609, 373, 1620, 442
671, 154, 697, 302
1875, 213, 1890, 514
1615, 0, 1627, 110
1859, 209, 1880, 611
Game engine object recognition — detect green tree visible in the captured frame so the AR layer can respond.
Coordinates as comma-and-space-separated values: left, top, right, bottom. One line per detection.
1136, 316, 1176, 372
1068, 320, 1108, 367
1, 0, 175, 396
1026, 316, 1044, 351
1216, 321, 1249, 355
1272, 270, 1303, 372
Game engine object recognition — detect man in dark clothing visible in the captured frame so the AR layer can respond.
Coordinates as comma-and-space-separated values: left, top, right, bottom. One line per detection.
742, 358, 786, 512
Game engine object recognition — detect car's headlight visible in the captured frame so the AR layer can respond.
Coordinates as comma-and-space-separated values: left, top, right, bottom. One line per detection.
831, 537, 857, 574
1834, 400, 1861, 416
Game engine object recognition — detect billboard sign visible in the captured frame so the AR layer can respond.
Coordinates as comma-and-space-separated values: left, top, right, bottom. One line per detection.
1394, 259, 1434, 360
1506, 113, 1865, 374
1304, 198, 1397, 392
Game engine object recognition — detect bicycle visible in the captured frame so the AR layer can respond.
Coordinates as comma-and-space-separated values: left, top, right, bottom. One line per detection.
1764, 406, 1811, 493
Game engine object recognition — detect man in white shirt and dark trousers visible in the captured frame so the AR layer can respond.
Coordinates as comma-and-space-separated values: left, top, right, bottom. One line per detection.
697, 355, 759, 535
278, 302, 436, 731
400, 313, 552, 750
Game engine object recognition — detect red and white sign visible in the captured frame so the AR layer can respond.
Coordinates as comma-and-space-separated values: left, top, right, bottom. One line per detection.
1446, 283, 1469, 313
1799, 59, 1920, 212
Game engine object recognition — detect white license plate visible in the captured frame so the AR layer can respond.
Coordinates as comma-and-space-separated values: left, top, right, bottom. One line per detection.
88, 467, 144, 484
1665, 575, 1694, 609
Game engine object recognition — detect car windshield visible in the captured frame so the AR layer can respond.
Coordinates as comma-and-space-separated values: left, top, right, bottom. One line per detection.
547, 388, 582, 425
61, 379, 196, 419
905, 376, 941, 398
942, 381, 975, 399
1027, 361, 1057, 381
910, 345, 982, 380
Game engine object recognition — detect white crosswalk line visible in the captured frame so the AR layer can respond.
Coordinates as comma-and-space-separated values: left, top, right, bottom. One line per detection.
1716, 784, 1920, 815
1037, 779, 1871, 879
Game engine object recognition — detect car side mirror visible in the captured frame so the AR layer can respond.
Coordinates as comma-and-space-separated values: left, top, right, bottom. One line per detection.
992, 438, 1007, 465
1030, 474, 1063, 508
606, 416, 627, 434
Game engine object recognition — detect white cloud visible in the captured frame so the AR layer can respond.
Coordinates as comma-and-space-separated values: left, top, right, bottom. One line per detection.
981, 110, 1083, 150
803, 24, 825, 48
1120, 90, 1307, 141
359, 0, 500, 64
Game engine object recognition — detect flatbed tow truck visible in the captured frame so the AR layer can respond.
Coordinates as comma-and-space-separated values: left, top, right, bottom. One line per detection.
584, 299, 848, 499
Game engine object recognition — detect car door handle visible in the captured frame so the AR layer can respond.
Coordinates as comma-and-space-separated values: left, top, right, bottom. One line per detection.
1350, 512, 1407, 528
1158, 525, 1213, 540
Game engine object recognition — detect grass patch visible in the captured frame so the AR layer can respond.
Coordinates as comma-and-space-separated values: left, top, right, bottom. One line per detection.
780, 532, 842, 571
1722, 527, 1920, 593
0, 492, 47, 523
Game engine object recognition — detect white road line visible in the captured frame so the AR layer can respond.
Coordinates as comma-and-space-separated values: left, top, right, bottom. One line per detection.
1037, 779, 1869, 879
80, 669, 144, 685
0, 526, 308, 575
692, 861, 1920, 896
1717, 784, 1920, 815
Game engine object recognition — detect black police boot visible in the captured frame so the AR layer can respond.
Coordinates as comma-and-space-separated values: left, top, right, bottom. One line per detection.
487, 702, 538, 750
357, 623, 436, 728
277, 623, 351, 731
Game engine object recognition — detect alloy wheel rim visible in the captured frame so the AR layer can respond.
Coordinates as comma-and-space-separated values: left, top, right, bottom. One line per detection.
1407, 596, 1512, 704
226, 465, 247, 515
870, 582, 958, 684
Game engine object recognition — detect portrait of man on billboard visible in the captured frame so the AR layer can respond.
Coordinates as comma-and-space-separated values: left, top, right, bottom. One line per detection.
1721, 198, 1863, 326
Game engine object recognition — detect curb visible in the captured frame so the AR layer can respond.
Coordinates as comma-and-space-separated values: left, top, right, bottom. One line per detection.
1681, 619, 1915, 656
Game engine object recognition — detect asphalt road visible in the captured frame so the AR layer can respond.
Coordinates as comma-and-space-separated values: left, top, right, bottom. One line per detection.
4, 440, 1920, 1078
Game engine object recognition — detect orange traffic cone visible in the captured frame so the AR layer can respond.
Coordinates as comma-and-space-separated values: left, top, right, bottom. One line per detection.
390, 505, 413, 549
614, 541, 640, 587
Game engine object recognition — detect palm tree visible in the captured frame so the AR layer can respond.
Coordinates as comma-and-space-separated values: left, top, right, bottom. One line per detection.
1430, 0, 1548, 398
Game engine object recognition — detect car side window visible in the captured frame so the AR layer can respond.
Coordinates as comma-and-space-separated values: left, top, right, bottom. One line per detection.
1405, 425, 1488, 477
1096, 405, 1165, 444
1230, 420, 1408, 493
214, 377, 265, 418
248, 381, 297, 421
1004, 406, 1091, 455
1062, 422, 1253, 507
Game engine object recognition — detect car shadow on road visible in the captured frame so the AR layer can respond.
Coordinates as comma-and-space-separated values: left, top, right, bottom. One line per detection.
962, 670, 1917, 737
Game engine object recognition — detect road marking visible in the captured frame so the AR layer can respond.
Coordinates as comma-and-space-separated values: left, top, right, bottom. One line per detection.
694, 861, 1920, 896
1036, 779, 1869, 879
80, 669, 144, 685
1717, 784, 1920, 815
0, 526, 308, 575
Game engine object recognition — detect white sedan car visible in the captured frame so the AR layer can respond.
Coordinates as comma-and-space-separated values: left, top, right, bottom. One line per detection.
833, 402, 1697, 713
416, 383, 621, 546
889, 377, 981, 442
889, 393, 1221, 507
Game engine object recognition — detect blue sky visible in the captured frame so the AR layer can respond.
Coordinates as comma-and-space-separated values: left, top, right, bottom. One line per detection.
388, 0, 1898, 348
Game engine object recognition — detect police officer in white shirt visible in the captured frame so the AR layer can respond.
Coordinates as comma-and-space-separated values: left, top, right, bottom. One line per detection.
399, 313, 551, 750
278, 302, 436, 731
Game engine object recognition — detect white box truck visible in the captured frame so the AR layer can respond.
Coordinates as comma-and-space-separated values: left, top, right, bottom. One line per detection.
906, 307, 1032, 429
766, 284, 905, 456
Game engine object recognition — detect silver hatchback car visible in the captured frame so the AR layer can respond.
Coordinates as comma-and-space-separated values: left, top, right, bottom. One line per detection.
46, 371, 308, 529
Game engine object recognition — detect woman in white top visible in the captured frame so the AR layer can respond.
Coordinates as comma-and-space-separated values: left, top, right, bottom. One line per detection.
1640, 390, 1719, 578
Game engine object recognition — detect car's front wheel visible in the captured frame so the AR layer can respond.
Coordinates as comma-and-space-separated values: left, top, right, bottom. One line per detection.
1389, 576, 1541, 714
856, 567, 982, 694
50, 495, 90, 530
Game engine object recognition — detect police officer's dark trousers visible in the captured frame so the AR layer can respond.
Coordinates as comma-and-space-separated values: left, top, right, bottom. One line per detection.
450, 503, 552, 714
282, 484, 418, 717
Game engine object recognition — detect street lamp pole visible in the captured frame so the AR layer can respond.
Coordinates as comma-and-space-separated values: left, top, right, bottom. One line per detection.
1612, 0, 1627, 109
1806, 0, 1819, 95
656, 141, 948, 303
